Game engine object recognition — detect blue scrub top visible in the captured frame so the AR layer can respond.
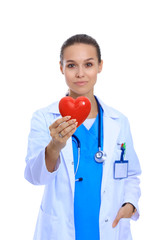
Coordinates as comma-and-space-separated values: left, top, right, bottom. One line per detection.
72, 106, 103, 240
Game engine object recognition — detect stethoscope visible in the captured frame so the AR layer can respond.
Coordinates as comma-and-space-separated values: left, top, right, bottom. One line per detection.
72, 96, 107, 179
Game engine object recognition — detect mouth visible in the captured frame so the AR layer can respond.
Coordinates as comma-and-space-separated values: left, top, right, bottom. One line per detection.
74, 81, 88, 86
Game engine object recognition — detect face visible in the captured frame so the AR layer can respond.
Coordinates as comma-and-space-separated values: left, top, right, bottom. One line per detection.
60, 43, 103, 98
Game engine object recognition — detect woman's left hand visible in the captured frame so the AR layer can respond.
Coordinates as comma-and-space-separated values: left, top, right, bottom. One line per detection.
112, 203, 136, 228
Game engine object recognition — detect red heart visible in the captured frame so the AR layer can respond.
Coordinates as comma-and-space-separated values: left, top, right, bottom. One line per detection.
59, 96, 91, 127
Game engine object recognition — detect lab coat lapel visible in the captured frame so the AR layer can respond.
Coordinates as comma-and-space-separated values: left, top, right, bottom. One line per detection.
101, 115, 120, 192
61, 137, 75, 199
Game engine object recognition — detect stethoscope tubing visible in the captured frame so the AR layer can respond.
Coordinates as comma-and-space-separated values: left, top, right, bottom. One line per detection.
72, 96, 107, 179
94, 96, 102, 149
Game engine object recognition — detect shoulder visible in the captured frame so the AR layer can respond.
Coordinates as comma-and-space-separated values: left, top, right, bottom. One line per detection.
98, 98, 127, 120
98, 99, 132, 139
31, 101, 60, 127
33, 101, 60, 116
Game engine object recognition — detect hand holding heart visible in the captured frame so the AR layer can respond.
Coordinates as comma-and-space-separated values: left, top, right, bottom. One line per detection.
49, 116, 78, 151
48, 96, 91, 152
46, 115, 78, 172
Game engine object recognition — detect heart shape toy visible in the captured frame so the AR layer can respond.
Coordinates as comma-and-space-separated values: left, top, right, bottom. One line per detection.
59, 96, 91, 127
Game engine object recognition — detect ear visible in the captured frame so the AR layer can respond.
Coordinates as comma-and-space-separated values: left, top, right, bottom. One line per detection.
59, 61, 64, 74
98, 60, 103, 73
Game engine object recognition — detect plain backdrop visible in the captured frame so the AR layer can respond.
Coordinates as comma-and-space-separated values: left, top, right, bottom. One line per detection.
0, 0, 160, 239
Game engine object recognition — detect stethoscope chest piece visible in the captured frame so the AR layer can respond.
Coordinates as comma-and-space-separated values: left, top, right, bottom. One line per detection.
95, 150, 107, 163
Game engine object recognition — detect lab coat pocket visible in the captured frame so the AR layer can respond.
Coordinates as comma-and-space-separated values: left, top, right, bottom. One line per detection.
34, 207, 59, 240
118, 218, 132, 240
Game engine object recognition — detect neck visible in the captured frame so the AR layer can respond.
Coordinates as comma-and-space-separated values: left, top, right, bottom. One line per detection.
87, 96, 98, 119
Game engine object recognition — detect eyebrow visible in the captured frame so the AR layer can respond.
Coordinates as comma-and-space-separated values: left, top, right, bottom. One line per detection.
65, 58, 95, 63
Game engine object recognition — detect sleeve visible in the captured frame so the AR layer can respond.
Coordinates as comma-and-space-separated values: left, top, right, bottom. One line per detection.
24, 109, 61, 185
122, 118, 142, 221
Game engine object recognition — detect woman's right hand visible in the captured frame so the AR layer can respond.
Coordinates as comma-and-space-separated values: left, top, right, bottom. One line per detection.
49, 116, 78, 152
45, 116, 78, 172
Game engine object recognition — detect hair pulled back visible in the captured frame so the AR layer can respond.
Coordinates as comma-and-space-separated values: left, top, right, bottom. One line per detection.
60, 34, 101, 65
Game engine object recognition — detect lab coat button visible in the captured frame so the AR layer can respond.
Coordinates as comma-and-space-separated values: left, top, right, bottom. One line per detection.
71, 162, 74, 165
105, 219, 108, 223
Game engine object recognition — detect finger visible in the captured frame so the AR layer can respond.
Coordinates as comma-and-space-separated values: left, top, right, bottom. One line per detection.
62, 124, 78, 142
52, 122, 77, 140
57, 119, 77, 133
60, 122, 78, 138
112, 209, 123, 228
112, 217, 120, 228
132, 208, 137, 216
50, 119, 76, 139
49, 116, 71, 130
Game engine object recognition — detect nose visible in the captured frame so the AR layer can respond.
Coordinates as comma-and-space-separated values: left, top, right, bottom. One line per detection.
76, 66, 85, 78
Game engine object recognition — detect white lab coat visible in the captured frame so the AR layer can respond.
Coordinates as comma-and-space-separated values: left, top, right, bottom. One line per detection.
24, 98, 141, 240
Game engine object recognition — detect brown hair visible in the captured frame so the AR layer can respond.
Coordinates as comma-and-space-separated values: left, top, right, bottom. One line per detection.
60, 34, 101, 65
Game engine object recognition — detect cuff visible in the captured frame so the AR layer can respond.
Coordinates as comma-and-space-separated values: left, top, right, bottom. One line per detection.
122, 201, 140, 221
29, 148, 61, 185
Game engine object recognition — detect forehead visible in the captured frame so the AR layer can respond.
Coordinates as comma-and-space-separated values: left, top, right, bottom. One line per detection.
63, 43, 98, 62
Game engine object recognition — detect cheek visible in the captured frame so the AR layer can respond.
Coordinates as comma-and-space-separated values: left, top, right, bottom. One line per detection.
88, 69, 99, 80
64, 71, 74, 85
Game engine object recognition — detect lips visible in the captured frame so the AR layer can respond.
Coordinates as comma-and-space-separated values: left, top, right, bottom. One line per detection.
74, 81, 88, 86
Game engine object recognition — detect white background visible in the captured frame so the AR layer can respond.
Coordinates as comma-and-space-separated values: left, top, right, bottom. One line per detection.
0, 0, 160, 239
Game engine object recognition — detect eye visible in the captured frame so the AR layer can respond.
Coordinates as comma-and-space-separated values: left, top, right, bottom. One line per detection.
67, 64, 75, 68
85, 62, 93, 67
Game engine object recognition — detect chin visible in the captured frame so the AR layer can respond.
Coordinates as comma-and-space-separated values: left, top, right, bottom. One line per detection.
70, 92, 93, 99
69, 87, 94, 98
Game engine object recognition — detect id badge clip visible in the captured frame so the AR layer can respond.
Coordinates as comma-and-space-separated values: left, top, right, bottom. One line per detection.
114, 143, 128, 179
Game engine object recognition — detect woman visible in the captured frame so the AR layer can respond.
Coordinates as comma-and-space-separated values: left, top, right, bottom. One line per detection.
25, 34, 141, 240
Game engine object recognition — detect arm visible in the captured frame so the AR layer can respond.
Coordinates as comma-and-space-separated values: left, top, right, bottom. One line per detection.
24, 109, 57, 185
122, 118, 141, 220
24, 109, 77, 185
45, 116, 78, 172
113, 117, 141, 227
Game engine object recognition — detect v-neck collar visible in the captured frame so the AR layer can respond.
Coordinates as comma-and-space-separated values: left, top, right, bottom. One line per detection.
82, 113, 98, 132
73, 113, 99, 143
88, 113, 99, 135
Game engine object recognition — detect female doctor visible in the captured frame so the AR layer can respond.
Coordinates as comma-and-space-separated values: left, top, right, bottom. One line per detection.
25, 34, 141, 240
